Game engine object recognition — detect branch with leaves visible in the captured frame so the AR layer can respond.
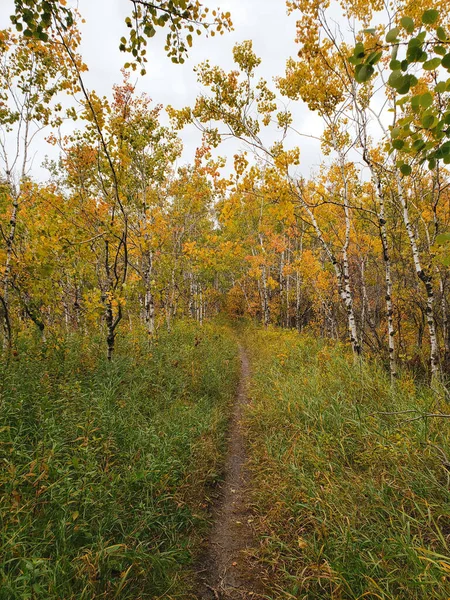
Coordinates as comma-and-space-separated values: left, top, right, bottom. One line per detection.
11, 0, 233, 73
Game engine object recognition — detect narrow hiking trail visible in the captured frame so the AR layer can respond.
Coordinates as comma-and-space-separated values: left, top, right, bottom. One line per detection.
199, 345, 265, 600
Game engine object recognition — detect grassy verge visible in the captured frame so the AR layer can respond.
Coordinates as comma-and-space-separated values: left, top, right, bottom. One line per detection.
0, 321, 239, 599
244, 328, 450, 599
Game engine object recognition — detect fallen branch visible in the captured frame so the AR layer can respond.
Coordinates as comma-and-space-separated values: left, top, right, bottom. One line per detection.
204, 584, 220, 600
369, 409, 450, 422
404, 413, 450, 423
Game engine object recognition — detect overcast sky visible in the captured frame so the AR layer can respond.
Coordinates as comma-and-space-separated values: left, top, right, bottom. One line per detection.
1, 0, 325, 179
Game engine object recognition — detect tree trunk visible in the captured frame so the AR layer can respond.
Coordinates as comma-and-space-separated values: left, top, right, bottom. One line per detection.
256, 236, 270, 327
440, 274, 450, 373
106, 301, 116, 362
295, 271, 302, 332
297, 191, 360, 356
144, 249, 155, 336
342, 198, 361, 356
373, 172, 397, 382
261, 266, 270, 327
103, 239, 123, 361
397, 175, 440, 382
2, 192, 18, 350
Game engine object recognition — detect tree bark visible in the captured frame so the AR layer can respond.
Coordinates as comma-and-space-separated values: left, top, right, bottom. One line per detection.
373, 171, 397, 382
397, 175, 440, 382
2, 191, 18, 350
144, 249, 155, 336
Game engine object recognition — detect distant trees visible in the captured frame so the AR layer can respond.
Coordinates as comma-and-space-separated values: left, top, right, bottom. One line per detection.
0, 21, 83, 348
1, 0, 449, 383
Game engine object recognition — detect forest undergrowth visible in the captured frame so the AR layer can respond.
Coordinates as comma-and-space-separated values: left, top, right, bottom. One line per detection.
1, 321, 450, 599
244, 327, 450, 599
0, 321, 239, 599
2, 0, 450, 598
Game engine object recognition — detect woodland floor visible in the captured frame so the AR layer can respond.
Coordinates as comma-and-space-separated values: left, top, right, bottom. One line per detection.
198, 345, 266, 600
2, 326, 448, 599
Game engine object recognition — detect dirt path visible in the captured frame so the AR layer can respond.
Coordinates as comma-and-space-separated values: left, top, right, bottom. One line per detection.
198, 345, 265, 600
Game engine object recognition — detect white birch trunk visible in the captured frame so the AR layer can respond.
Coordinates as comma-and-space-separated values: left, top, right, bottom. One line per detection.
373, 171, 397, 382
397, 175, 440, 382
297, 190, 360, 356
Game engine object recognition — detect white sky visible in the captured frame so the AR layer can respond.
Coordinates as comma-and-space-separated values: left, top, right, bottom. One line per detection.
1, 0, 325, 179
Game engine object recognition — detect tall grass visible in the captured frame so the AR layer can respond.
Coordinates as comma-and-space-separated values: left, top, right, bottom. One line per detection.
244, 328, 450, 599
0, 321, 239, 599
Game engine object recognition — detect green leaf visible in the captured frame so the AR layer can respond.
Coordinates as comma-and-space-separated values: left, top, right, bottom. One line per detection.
388, 70, 404, 88
435, 81, 446, 93
386, 27, 400, 42
400, 164, 412, 175
400, 16, 415, 33
437, 26, 448, 41
406, 43, 423, 62
400, 74, 417, 94
412, 138, 426, 150
354, 42, 365, 56
392, 139, 405, 149
408, 36, 422, 47
367, 50, 383, 65
435, 141, 450, 159
441, 53, 450, 70
355, 63, 374, 83
390, 59, 401, 70
396, 80, 410, 95
411, 95, 421, 111
423, 57, 441, 70
422, 9, 439, 25
348, 55, 361, 66
420, 92, 433, 108
418, 51, 428, 63
398, 115, 414, 127
422, 113, 438, 128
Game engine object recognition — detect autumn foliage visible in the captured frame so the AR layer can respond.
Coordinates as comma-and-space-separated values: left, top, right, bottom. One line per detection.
1, 0, 449, 385
1, 1, 450, 598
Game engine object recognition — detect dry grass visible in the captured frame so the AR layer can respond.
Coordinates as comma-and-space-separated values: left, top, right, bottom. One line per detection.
0, 321, 239, 599
244, 327, 450, 599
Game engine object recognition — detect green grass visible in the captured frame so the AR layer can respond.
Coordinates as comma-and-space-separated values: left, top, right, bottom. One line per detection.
0, 321, 239, 599
244, 328, 450, 600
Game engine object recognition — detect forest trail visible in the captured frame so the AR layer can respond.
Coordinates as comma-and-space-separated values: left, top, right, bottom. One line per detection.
198, 345, 265, 599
